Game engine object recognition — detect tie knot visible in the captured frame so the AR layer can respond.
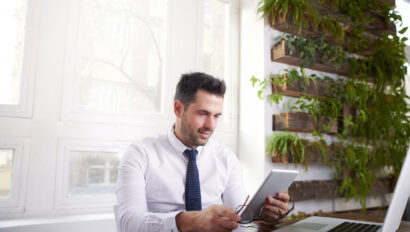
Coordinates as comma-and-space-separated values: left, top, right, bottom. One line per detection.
184, 149, 198, 161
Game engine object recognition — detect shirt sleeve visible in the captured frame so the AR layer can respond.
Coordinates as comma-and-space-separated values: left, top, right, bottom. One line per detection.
115, 143, 181, 232
221, 151, 248, 211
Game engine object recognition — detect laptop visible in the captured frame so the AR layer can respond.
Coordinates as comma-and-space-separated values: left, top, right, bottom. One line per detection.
275, 146, 410, 232
236, 147, 410, 232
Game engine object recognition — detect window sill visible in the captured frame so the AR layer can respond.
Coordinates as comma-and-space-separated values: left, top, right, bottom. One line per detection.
0, 213, 115, 231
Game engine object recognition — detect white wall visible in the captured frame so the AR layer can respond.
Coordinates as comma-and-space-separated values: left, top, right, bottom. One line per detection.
238, 0, 267, 195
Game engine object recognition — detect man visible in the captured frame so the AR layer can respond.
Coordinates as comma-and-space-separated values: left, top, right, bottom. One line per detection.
116, 72, 290, 232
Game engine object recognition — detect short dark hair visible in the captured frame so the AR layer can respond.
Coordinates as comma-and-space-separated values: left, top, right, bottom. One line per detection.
174, 72, 226, 108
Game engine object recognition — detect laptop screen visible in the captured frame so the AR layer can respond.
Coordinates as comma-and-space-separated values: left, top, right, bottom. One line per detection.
381, 147, 410, 232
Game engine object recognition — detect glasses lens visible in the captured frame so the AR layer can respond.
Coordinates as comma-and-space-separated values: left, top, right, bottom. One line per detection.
239, 209, 254, 223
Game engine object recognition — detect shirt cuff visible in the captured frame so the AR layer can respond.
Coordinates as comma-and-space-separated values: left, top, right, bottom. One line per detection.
165, 211, 183, 232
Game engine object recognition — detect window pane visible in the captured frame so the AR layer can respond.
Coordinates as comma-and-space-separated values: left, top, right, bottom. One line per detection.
201, 0, 233, 123
396, 0, 410, 46
0, 149, 14, 199
0, 1, 27, 105
202, 0, 229, 79
68, 151, 120, 195
76, 0, 167, 113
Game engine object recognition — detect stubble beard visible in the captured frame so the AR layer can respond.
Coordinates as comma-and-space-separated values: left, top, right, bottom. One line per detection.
180, 117, 212, 147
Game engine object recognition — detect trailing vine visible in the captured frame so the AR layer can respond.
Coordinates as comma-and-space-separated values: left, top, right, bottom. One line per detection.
256, 0, 409, 209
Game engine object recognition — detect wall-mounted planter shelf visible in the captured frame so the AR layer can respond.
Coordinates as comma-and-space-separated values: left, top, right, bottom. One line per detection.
270, 2, 395, 41
272, 40, 350, 76
289, 178, 394, 202
273, 112, 338, 134
271, 140, 332, 164
272, 74, 331, 98
271, 74, 302, 98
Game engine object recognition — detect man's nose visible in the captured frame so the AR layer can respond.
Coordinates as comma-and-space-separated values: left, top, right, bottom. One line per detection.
204, 116, 216, 130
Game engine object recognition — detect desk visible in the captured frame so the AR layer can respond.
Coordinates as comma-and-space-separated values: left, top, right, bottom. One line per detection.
235, 219, 410, 231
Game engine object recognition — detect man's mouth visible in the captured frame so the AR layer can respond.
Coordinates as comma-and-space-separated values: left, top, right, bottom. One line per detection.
198, 129, 211, 138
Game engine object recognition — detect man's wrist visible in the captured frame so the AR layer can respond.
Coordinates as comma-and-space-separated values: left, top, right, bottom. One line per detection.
175, 211, 198, 232
175, 212, 192, 232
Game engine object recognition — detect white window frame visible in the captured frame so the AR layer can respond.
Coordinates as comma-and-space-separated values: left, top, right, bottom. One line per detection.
0, 0, 38, 118
0, 137, 29, 213
195, 0, 239, 133
59, 0, 238, 131
54, 139, 128, 211
59, 0, 172, 126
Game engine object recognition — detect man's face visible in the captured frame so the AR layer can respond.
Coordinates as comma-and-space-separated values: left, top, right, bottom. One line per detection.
175, 90, 223, 148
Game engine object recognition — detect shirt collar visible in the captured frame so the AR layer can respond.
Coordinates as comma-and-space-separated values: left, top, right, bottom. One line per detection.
167, 126, 204, 158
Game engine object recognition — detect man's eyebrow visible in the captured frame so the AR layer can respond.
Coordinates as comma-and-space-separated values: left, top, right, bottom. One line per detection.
197, 109, 222, 116
198, 109, 210, 114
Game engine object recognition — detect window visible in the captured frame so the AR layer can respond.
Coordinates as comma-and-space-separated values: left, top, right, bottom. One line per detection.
199, 0, 237, 129
0, 0, 35, 118
201, 0, 229, 80
0, 138, 29, 213
396, 0, 410, 46
0, 0, 239, 218
62, 0, 167, 120
69, 151, 119, 195
0, 1, 27, 105
54, 140, 127, 210
0, 149, 14, 199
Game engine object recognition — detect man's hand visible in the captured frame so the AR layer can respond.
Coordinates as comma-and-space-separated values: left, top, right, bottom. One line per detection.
260, 192, 290, 225
176, 205, 240, 232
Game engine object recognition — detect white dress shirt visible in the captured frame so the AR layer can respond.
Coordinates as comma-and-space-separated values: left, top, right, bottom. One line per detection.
116, 128, 247, 232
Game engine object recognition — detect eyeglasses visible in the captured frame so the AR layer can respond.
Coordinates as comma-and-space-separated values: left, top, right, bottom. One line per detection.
234, 194, 295, 224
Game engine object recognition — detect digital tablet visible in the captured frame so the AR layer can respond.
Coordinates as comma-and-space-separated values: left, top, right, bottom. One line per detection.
239, 169, 299, 221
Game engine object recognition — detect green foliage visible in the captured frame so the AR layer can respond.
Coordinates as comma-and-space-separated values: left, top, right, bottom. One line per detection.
257, 0, 409, 210
267, 133, 332, 171
258, 0, 345, 39
266, 133, 306, 166
333, 143, 376, 208
277, 34, 346, 68
251, 75, 272, 100
257, 0, 321, 33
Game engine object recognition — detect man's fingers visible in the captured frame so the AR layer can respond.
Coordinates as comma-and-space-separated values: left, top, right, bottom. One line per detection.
263, 204, 280, 215
215, 206, 240, 222
195, 206, 241, 232
208, 211, 239, 231
277, 192, 290, 202
262, 206, 278, 220
266, 196, 289, 212
263, 204, 288, 218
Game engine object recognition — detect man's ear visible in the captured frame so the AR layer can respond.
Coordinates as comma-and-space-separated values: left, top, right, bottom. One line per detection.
174, 100, 184, 118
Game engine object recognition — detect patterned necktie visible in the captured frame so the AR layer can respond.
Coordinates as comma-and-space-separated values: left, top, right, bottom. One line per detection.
184, 149, 202, 211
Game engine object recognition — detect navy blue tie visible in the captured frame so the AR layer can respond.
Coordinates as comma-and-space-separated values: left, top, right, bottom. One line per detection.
184, 149, 202, 211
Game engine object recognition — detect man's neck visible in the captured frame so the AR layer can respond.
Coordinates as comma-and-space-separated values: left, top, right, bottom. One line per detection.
173, 124, 196, 149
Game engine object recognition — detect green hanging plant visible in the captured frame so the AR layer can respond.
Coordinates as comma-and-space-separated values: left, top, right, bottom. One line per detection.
258, 0, 345, 39
266, 133, 306, 165
258, 0, 321, 33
